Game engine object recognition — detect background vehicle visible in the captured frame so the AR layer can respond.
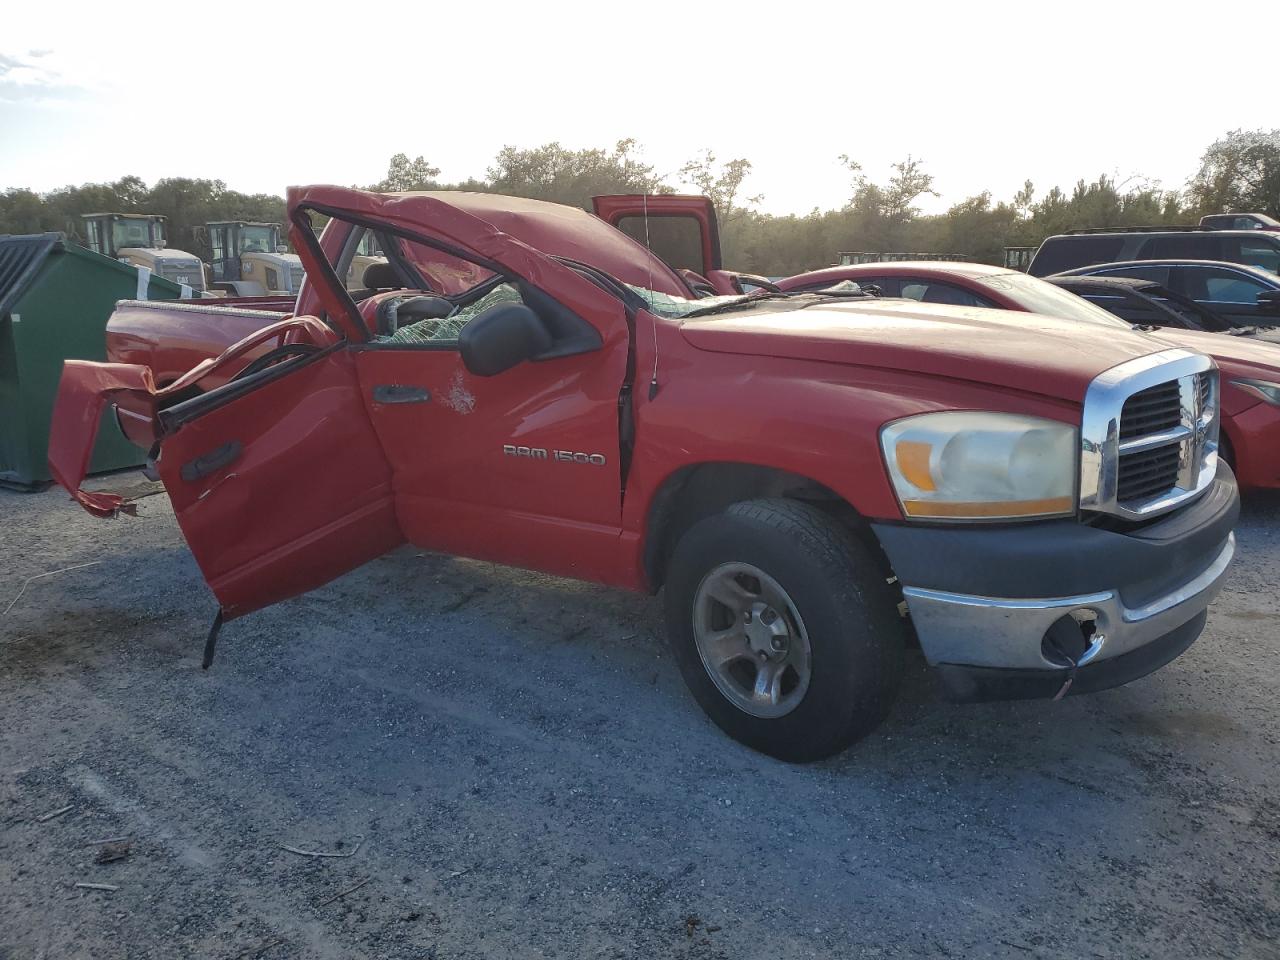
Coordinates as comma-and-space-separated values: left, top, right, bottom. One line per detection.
346, 229, 389, 291
1200, 212, 1280, 231
1055, 259, 1280, 328
1045, 273, 1272, 336
80, 212, 207, 295
205, 221, 303, 297
50, 187, 1237, 762
779, 260, 1280, 491
836, 251, 968, 265
1004, 246, 1037, 271
1027, 228, 1280, 277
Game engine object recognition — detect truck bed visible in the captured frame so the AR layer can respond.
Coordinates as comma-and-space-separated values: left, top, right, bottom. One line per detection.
106, 298, 292, 389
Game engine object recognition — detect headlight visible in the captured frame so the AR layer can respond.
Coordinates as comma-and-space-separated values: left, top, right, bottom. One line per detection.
1231, 377, 1280, 406
880, 412, 1078, 520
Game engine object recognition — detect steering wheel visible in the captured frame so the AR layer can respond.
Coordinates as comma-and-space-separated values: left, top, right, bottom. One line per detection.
230, 342, 322, 382
734, 273, 782, 294
376, 294, 455, 336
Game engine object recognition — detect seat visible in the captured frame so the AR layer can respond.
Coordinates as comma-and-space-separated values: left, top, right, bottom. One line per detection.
362, 262, 402, 290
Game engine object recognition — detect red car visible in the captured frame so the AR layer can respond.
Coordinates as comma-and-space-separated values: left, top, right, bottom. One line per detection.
777, 262, 1280, 492
49, 188, 1238, 761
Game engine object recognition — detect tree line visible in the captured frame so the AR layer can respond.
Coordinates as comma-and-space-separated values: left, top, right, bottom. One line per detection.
2, 130, 1276, 275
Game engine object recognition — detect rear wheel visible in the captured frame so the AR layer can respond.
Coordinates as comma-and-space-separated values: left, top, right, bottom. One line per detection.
663, 499, 905, 762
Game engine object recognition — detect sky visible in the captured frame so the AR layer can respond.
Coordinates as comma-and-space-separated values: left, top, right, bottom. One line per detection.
2, 0, 1276, 217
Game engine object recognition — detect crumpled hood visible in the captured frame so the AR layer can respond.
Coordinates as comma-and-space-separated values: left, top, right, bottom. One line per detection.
679, 299, 1186, 404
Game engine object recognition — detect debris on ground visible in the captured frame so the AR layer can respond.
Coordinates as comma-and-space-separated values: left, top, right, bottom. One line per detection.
278, 835, 364, 859
318, 877, 370, 907
3, 561, 102, 618
230, 936, 284, 959
94, 840, 131, 864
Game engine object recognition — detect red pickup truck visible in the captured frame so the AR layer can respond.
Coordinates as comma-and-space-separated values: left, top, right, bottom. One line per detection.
50, 186, 1239, 761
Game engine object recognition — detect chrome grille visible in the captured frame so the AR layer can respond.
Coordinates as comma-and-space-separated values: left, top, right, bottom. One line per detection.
1119, 381, 1181, 440
289, 263, 304, 293
1116, 445, 1181, 502
1080, 351, 1219, 521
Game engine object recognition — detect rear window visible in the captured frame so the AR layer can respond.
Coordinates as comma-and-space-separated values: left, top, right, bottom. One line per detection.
614, 215, 705, 274
1029, 236, 1126, 276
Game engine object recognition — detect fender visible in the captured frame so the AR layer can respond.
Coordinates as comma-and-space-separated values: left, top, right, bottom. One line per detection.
618, 348, 1082, 588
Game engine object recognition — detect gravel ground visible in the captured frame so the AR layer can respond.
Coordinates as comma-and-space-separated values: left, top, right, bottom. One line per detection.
1, 477, 1278, 960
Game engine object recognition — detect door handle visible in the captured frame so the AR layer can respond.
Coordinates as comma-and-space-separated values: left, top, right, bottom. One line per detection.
372, 385, 431, 404
180, 440, 242, 482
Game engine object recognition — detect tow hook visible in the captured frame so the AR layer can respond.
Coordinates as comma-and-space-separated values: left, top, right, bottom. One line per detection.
1043, 612, 1107, 701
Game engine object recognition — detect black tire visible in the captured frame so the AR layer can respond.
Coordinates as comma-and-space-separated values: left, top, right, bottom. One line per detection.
663, 498, 905, 762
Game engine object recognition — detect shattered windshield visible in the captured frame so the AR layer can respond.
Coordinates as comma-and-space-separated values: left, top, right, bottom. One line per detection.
626, 283, 746, 318
628, 279, 877, 320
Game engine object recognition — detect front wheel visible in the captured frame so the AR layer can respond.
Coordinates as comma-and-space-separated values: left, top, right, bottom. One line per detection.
663, 499, 905, 762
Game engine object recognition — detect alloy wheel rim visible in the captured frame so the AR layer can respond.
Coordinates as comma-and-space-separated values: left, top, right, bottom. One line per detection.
691, 562, 812, 719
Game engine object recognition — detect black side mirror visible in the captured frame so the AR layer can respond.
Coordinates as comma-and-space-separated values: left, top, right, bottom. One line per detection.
459, 303, 553, 376
1256, 289, 1280, 313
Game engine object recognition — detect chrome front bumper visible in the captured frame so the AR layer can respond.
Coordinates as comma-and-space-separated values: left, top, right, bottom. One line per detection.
901, 534, 1235, 671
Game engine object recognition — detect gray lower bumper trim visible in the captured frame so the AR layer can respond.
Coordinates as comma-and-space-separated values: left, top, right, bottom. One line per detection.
902, 534, 1235, 670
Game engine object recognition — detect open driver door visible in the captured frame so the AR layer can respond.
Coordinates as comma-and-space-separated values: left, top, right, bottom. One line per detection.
49, 211, 403, 630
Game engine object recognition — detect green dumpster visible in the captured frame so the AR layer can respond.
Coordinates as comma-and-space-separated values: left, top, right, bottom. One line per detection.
0, 233, 185, 488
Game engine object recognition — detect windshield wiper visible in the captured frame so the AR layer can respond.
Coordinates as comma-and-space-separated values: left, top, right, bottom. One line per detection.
683, 288, 877, 319
683, 291, 791, 318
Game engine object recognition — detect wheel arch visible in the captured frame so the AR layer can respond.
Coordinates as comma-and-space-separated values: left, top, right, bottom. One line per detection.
641, 461, 889, 592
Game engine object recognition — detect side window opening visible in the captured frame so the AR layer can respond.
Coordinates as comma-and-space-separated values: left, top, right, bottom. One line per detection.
1034, 236, 1126, 274
1230, 239, 1280, 275
1189, 268, 1268, 303
309, 212, 604, 359
900, 281, 989, 307
1143, 235, 1219, 260
381, 282, 525, 345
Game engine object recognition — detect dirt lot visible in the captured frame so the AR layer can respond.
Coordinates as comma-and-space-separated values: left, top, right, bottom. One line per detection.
1, 477, 1278, 960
